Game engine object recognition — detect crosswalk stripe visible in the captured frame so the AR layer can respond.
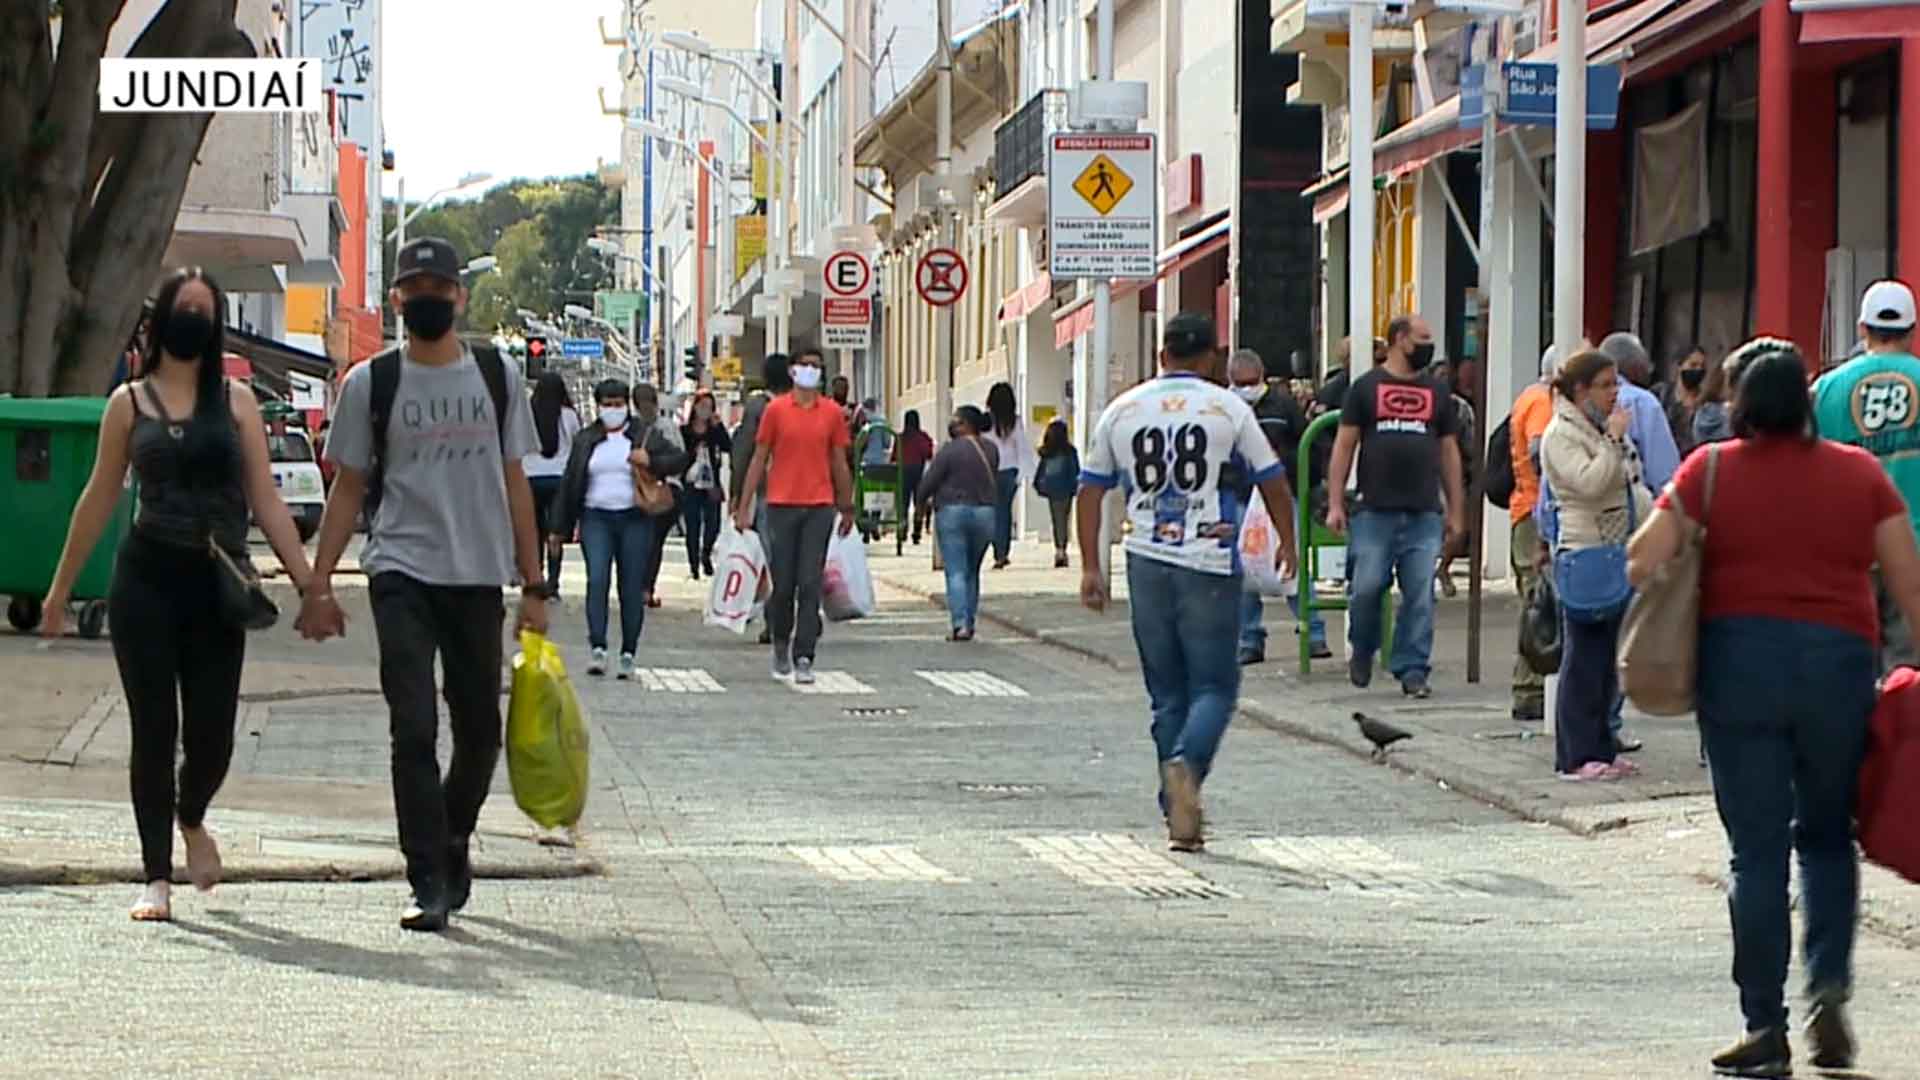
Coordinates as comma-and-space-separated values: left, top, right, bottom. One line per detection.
1248, 836, 1481, 897
785, 844, 969, 883
1015, 833, 1237, 899
914, 670, 1030, 697
789, 671, 876, 695
635, 668, 725, 693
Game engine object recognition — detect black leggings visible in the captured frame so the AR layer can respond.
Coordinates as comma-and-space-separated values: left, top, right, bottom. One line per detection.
109, 533, 246, 884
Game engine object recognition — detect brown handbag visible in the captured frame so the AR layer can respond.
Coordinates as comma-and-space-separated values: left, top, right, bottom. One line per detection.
631, 465, 677, 515
1618, 444, 1719, 715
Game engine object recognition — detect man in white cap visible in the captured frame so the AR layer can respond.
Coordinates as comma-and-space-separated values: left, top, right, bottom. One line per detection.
1813, 279, 1920, 672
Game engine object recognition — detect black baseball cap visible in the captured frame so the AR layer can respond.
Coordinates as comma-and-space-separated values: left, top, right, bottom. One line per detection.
393, 237, 462, 287
1163, 311, 1217, 358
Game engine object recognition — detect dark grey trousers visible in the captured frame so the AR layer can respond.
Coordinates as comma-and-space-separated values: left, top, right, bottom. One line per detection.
765, 505, 836, 660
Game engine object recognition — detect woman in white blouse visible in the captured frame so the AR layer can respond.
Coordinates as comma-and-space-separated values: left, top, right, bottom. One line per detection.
523, 371, 581, 597
982, 382, 1039, 569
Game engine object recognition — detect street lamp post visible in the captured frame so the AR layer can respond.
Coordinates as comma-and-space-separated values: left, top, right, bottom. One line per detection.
629, 117, 738, 379
390, 171, 493, 252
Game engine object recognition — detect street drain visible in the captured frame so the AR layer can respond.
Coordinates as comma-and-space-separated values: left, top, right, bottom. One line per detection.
959, 782, 1046, 795
844, 705, 912, 717
1131, 883, 1236, 900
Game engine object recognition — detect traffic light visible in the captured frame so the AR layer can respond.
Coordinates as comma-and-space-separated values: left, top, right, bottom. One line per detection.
525, 336, 548, 376
683, 345, 701, 383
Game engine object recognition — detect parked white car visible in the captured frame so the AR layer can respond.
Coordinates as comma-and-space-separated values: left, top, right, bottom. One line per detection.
266, 429, 325, 540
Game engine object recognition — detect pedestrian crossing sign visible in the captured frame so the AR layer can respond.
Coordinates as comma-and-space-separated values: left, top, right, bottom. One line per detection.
1072, 154, 1133, 216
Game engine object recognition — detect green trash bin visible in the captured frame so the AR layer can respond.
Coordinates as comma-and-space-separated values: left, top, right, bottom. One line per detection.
0, 397, 135, 638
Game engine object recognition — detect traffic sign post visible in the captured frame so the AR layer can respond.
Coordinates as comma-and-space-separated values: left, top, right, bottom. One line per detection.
1460, 61, 1621, 130
822, 247, 873, 355
915, 248, 967, 307
1047, 132, 1158, 279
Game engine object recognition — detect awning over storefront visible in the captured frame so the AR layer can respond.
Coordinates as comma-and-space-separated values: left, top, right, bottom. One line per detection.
1306, 0, 1758, 213
1050, 216, 1232, 348
1793, 0, 1920, 42
222, 325, 334, 402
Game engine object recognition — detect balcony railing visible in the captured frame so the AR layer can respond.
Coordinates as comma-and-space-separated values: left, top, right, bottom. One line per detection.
993, 89, 1069, 202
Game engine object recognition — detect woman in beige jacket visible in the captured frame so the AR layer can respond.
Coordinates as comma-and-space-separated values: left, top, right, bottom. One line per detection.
1540, 348, 1654, 781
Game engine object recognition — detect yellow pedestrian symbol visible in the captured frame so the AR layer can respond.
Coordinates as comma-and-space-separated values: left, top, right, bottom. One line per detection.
1072, 154, 1133, 215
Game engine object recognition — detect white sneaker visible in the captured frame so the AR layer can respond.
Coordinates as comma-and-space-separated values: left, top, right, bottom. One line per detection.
617, 653, 636, 680
793, 657, 816, 686
587, 648, 608, 677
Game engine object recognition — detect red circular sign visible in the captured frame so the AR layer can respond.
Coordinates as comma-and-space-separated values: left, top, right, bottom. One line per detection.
915, 248, 968, 308
823, 250, 872, 297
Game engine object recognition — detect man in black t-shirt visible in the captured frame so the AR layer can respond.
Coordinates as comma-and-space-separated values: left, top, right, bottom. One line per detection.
1324, 315, 1467, 698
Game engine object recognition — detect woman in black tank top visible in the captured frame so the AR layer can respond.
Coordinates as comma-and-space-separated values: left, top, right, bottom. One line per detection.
41, 268, 318, 923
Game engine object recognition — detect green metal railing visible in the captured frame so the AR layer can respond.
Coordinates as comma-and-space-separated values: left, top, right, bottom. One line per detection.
1295, 409, 1393, 675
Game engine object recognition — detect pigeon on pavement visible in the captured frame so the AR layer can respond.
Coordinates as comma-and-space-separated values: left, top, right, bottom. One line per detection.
1353, 711, 1412, 761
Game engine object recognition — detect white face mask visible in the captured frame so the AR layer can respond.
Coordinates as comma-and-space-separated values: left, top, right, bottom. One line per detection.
599, 407, 628, 430
792, 365, 823, 390
1232, 384, 1264, 403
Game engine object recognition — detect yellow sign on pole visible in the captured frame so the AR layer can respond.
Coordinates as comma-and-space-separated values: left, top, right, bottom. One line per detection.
734, 214, 767, 281
750, 122, 774, 200
1071, 154, 1134, 216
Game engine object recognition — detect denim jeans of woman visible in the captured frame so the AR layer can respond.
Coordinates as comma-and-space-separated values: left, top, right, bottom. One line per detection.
1554, 608, 1622, 773
529, 474, 565, 594
580, 507, 654, 654
1698, 616, 1874, 1033
992, 469, 1019, 563
935, 504, 994, 631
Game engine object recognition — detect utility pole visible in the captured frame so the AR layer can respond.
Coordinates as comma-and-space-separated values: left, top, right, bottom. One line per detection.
1347, 1, 1375, 371
1089, 0, 1119, 587
643, 29, 656, 374
781, 0, 801, 357
840, 0, 863, 388
1466, 20, 1500, 686
930, 0, 954, 573
1553, 0, 1585, 353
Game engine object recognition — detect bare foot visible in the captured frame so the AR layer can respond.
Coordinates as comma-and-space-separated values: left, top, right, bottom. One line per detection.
180, 824, 222, 892
130, 881, 171, 922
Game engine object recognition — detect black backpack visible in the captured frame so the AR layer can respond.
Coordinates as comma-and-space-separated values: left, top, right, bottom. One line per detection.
1483, 415, 1515, 510
365, 343, 511, 518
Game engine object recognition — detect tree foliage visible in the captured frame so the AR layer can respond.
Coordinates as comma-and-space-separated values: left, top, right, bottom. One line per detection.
381, 175, 620, 337
2, 0, 252, 396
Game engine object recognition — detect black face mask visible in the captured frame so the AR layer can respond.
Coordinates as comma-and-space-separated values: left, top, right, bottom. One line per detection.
161, 310, 216, 360
1679, 368, 1706, 390
402, 295, 457, 341
1408, 342, 1437, 370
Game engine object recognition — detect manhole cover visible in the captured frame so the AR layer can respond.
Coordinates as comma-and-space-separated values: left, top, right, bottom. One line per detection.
958, 782, 1046, 795
843, 705, 912, 717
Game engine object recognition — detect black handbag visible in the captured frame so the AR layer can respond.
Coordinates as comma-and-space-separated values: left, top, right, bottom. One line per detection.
1519, 574, 1563, 677
208, 538, 280, 631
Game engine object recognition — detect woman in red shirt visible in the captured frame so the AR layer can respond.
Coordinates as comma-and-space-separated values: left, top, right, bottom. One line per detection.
1628, 340, 1920, 1076
895, 409, 936, 545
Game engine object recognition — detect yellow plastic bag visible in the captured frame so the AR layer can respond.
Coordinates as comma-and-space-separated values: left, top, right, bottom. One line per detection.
506, 630, 590, 829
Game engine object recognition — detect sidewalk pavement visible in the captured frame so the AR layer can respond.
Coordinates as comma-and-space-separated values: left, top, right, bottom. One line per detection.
0, 574, 600, 888
868, 539, 1920, 949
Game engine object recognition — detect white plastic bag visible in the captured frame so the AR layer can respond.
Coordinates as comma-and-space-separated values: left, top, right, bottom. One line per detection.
1238, 490, 1289, 596
822, 530, 876, 621
705, 525, 771, 634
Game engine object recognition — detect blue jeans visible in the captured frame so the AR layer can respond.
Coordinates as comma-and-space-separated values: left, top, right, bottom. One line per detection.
1238, 591, 1327, 652
1346, 509, 1444, 681
580, 508, 654, 654
935, 504, 994, 631
991, 469, 1019, 562
683, 487, 723, 571
1127, 555, 1243, 802
1698, 616, 1874, 1032
1554, 608, 1621, 773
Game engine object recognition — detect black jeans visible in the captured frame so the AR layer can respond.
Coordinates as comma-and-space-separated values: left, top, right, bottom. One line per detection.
369, 573, 505, 900
766, 505, 836, 660
683, 486, 723, 571
902, 464, 927, 540
529, 474, 564, 593
110, 533, 246, 884
1554, 607, 1623, 773
642, 490, 680, 594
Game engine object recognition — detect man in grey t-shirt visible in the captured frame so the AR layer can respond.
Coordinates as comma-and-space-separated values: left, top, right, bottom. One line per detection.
301, 236, 546, 933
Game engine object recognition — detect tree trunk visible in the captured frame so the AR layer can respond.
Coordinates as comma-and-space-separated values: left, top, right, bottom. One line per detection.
1, 0, 249, 398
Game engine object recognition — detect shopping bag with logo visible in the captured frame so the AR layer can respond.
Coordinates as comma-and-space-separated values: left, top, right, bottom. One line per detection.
705, 524, 771, 634
822, 529, 877, 621
506, 630, 590, 829
1237, 489, 1288, 596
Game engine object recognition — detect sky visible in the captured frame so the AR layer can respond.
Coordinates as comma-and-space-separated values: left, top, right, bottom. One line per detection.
380, 0, 1006, 204
382, 0, 630, 202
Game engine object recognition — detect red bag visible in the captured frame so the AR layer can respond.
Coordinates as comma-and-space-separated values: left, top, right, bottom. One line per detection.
1858, 666, 1920, 885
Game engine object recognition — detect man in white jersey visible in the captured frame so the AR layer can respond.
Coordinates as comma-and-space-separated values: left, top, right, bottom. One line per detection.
1076, 312, 1300, 852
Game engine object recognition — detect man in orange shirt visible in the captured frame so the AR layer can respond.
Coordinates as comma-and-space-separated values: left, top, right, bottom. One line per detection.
1506, 344, 1559, 721
735, 346, 856, 685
